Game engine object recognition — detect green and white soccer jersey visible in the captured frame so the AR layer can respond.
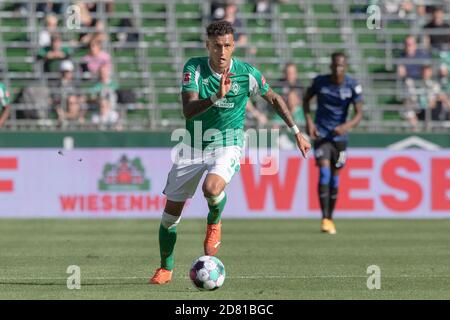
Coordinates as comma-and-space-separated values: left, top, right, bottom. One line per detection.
182, 57, 270, 150
0, 82, 11, 108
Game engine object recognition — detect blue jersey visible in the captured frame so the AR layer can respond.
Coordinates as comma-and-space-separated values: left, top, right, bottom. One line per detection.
309, 74, 363, 141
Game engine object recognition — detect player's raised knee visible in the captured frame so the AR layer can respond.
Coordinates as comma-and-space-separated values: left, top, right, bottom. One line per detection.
202, 181, 224, 198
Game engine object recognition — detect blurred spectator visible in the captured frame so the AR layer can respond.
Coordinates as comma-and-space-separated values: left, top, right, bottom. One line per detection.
37, 1, 65, 15
253, 0, 271, 14
81, 40, 112, 78
397, 35, 431, 107
80, 20, 109, 47
12, 2, 30, 16
37, 34, 71, 73
0, 81, 11, 128
246, 100, 268, 127
271, 92, 304, 127
222, 1, 248, 46
424, 6, 450, 51
404, 65, 447, 128
116, 18, 140, 43
211, 1, 226, 20
89, 65, 119, 126
277, 63, 303, 113
397, 36, 431, 80
17, 84, 51, 120
439, 49, 450, 76
439, 74, 450, 120
51, 60, 86, 126
76, 0, 114, 45
253, 0, 271, 26
376, 0, 424, 18
270, 64, 304, 149
77, 2, 99, 45
38, 14, 58, 48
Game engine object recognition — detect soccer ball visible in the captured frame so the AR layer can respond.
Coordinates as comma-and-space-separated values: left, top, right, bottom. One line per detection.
189, 255, 226, 291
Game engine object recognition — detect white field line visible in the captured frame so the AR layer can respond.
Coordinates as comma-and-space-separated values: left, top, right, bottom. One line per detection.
0, 274, 449, 281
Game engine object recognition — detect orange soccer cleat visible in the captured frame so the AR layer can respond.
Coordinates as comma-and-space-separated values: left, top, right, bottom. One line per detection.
149, 268, 173, 285
204, 222, 222, 256
321, 218, 337, 235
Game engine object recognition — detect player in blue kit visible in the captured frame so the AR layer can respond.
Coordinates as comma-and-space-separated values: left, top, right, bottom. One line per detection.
303, 52, 363, 234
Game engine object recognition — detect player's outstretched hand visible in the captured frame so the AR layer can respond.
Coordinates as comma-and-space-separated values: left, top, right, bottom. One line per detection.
217, 68, 233, 99
333, 124, 348, 136
295, 133, 311, 159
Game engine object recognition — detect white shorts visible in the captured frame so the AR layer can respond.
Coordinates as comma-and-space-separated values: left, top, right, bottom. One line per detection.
163, 145, 243, 202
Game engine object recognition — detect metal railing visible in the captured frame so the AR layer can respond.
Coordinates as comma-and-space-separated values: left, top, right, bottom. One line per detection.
0, 0, 449, 132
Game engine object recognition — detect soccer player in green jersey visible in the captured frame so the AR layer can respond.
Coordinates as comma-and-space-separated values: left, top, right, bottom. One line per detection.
150, 20, 311, 284
0, 82, 11, 127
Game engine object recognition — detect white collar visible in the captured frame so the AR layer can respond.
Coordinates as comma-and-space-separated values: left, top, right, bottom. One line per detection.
208, 58, 234, 78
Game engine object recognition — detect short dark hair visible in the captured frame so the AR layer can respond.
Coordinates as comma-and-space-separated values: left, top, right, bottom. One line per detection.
206, 20, 234, 38
331, 52, 347, 61
431, 5, 444, 13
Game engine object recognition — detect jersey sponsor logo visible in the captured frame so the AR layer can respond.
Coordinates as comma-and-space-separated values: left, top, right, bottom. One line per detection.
214, 99, 235, 108
231, 82, 240, 95
182, 72, 191, 85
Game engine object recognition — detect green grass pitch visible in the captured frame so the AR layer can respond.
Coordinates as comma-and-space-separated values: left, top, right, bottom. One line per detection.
0, 219, 449, 299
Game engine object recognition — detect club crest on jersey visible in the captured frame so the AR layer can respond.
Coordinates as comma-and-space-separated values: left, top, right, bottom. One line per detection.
339, 88, 352, 100
182, 72, 191, 85
231, 82, 240, 95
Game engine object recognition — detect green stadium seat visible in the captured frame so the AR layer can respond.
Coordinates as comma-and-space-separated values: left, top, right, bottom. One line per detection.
142, 19, 166, 28
175, 3, 200, 13
283, 19, 306, 29
287, 34, 307, 43
184, 48, 206, 57
313, 4, 335, 13
115, 3, 132, 13
279, 4, 303, 13
292, 48, 314, 59
321, 33, 343, 43
150, 64, 176, 73
142, 3, 166, 13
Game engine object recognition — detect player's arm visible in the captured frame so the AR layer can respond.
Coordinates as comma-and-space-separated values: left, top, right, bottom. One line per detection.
182, 68, 232, 120
262, 88, 310, 158
333, 82, 364, 136
0, 105, 10, 128
302, 85, 320, 139
333, 101, 363, 135
182, 91, 216, 120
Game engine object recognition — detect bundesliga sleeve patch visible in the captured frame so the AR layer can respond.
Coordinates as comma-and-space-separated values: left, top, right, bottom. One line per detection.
183, 72, 191, 85
261, 75, 267, 86
354, 84, 362, 94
